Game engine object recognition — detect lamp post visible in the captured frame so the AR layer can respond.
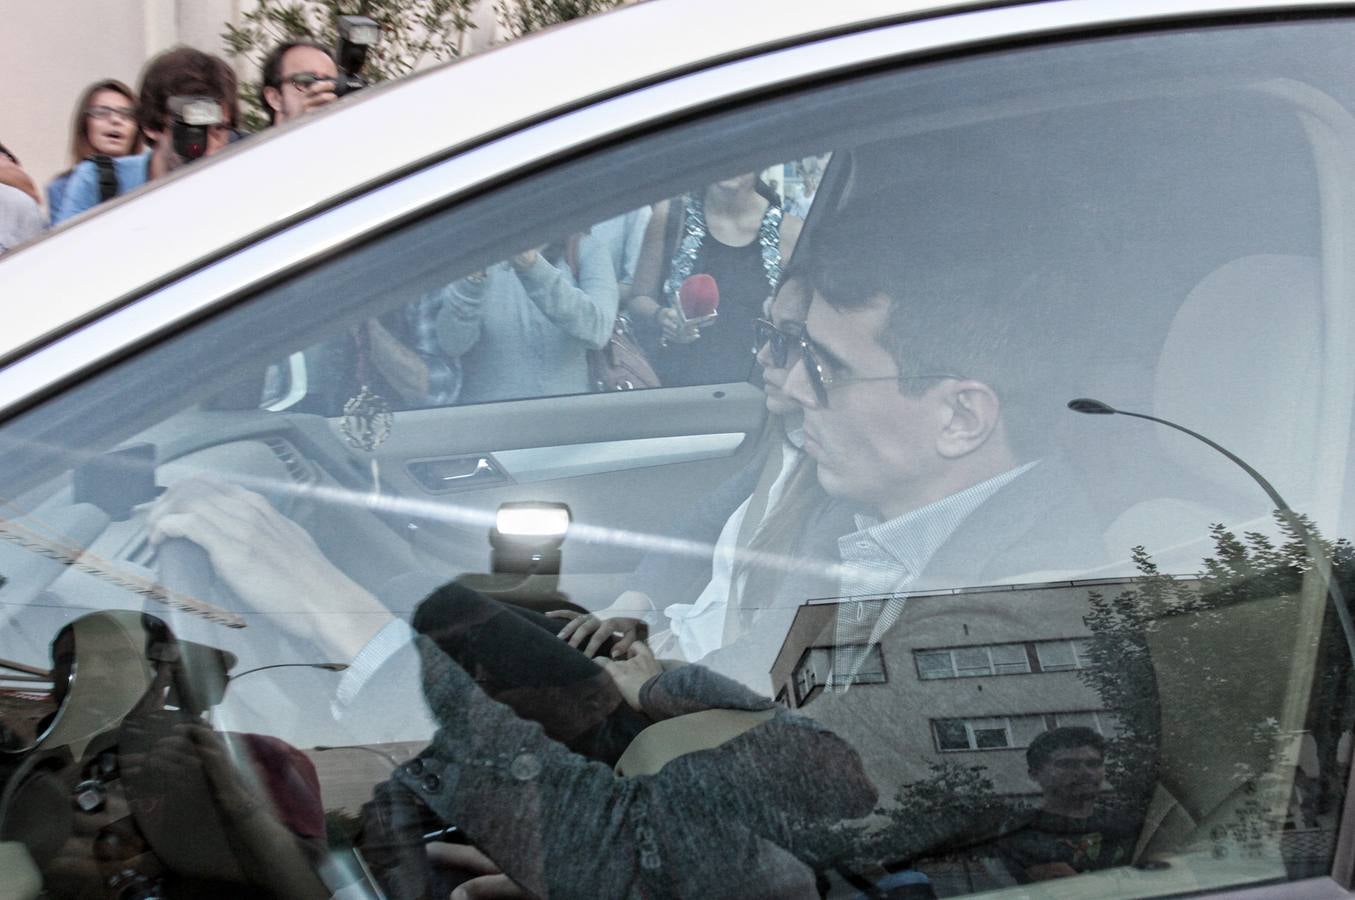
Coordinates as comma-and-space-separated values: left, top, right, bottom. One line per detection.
313, 743, 404, 768
227, 662, 348, 681
1067, 398, 1355, 657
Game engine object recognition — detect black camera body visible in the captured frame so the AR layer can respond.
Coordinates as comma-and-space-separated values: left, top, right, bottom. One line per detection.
167, 95, 224, 161
335, 15, 380, 97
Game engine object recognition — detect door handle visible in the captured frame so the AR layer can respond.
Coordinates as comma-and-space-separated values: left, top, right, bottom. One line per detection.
442, 458, 495, 482
408, 456, 505, 492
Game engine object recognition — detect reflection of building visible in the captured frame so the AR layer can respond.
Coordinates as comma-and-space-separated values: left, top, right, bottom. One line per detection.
769, 578, 1135, 802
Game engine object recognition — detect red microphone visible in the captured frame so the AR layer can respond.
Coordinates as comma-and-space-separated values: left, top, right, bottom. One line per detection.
677, 273, 719, 324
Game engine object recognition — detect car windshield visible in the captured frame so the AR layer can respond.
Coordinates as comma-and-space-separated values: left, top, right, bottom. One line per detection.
1, 16, 1354, 900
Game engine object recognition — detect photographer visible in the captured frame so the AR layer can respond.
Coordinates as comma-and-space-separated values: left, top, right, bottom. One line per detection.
259, 40, 339, 126
52, 47, 238, 225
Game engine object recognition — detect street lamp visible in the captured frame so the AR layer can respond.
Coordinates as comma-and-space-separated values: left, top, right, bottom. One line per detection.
228, 662, 348, 681
1067, 398, 1355, 658
312, 743, 404, 769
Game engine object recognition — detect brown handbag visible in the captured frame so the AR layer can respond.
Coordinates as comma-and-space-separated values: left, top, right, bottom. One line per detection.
589, 313, 661, 391
559, 232, 662, 392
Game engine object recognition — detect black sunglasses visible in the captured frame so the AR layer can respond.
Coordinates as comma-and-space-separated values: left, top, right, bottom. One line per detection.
752, 318, 803, 368
796, 327, 963, 408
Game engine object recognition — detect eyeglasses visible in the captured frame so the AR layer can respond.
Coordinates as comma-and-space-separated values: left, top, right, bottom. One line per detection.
752, 318, 803, 368
796, 329, 961, 408
284, 72, 336, 90
86, 105, 136, 123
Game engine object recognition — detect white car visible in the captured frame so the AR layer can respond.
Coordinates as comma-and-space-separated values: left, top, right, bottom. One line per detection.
2, 1, 1354, 898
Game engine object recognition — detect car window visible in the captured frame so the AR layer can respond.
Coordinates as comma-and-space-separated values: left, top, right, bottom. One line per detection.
2, 16, 1355, 900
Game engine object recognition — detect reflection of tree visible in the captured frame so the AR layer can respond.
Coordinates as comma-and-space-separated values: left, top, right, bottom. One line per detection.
875, 761, 1020, 862
1081, 515, 1355, 834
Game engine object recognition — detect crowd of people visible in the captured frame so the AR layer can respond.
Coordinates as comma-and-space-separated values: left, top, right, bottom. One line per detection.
2, 42, 827, 412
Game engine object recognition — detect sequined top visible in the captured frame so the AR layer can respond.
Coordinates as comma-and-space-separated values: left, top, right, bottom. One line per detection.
657, 194, 786, 387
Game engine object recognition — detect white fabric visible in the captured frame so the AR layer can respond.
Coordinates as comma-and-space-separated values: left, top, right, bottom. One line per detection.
664, 434, 804, 662
0, 185, 42, 255
831, 461, 1039, 686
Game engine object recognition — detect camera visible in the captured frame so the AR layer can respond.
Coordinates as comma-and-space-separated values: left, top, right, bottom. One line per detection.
167, 95, 224, 161
335, 14, 380, 96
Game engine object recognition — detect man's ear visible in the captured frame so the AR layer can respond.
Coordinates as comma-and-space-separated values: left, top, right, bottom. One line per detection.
935, 380, 1001, 459
263, 85, 283, 117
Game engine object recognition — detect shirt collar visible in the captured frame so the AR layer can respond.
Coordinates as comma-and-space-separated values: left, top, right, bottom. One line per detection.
840, 460, 1040, 583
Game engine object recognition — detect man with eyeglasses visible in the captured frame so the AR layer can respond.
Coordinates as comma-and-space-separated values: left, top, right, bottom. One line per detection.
52, 47, 238, 225
777, 202, 1106, 658
259, 40, 340, 126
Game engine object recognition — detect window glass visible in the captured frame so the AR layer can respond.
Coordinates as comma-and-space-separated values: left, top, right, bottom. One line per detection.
916, 649, 954, 679
991, 642, 1031, 675
954, 646, 993, 677
1036, 641, 1078, 672
1, 18, 1353, 900
972, 718, 1012, 750
935, 719, 971, 752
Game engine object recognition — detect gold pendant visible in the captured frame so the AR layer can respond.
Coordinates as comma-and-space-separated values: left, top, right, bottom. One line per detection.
340, 385, 393, 452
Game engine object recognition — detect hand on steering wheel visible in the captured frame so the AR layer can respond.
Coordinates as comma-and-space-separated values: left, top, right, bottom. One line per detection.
147, 478, 392, 659
545, 609, 647, 659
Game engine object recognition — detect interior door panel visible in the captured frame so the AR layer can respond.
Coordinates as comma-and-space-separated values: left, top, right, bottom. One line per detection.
330, 382, 769, 604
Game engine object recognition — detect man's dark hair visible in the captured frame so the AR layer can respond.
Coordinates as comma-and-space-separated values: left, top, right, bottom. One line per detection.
259, 40, 335, 126
1026, 726, 1105, 774
804, 197, 1084, 457
138, 46, 239, 139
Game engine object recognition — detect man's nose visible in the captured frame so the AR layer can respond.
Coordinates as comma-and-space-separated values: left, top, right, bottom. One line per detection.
781, 354, 820, 409
754, 339, 775, 372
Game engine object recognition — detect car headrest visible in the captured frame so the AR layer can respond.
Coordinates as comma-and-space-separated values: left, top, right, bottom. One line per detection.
1154, 254, 1322, 506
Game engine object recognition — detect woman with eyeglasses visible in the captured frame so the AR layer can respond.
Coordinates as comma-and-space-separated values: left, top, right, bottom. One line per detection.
46, 79, 142, 220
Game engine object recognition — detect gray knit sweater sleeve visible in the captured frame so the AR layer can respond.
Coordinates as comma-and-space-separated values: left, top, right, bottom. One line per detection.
391, 636, 876, 899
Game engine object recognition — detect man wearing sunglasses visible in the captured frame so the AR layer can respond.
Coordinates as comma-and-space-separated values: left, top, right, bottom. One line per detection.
781, 203, 1106, 615
260, 40, 340, 126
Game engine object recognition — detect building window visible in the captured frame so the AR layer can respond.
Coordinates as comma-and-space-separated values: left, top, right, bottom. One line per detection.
915, 638, 1095, 680
792, 644, 886, 704
932, 710, 1113, 752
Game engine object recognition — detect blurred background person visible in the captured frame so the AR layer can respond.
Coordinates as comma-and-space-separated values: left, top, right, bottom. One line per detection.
52, 47, 238, 225
259, 39, 339, 126
45, 79, 142, 220
435, 233, 619, 403
588, 206, 652, 303
0, 143, 43, 255
627, 173, 802, 387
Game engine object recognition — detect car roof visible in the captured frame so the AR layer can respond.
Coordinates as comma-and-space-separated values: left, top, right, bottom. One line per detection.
0, 0, 1339, 367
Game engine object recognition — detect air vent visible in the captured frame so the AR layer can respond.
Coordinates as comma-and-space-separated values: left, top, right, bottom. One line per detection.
263, 437, 317, 485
